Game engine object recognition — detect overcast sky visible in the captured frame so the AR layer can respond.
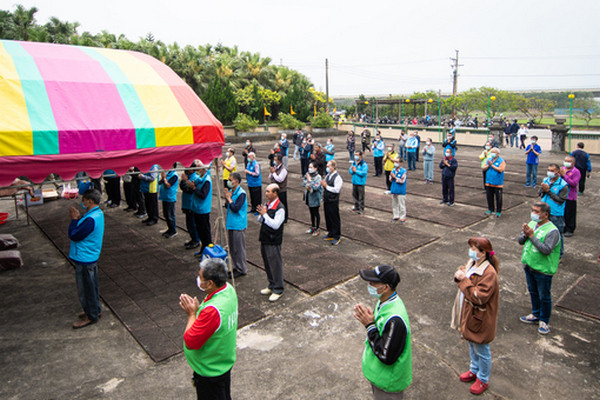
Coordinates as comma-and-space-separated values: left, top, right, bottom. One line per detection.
4, 0, 600, 96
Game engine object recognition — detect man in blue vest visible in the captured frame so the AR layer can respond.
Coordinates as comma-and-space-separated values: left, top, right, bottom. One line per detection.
245, 152, 262, 215
349, 151, 368, 214
257, 183, 286, 302
159, 163, 180, 239
483, 148, 506, 218
224, 173, 248, 278
138, 164, 159, 226
180, 258, 238, 400
185, 161, 213, 256
371, 133, 385, 176
354, 265, 412, 399
538, 163, 568, 258
68, 189, 105, 329
180, 164, 200, 250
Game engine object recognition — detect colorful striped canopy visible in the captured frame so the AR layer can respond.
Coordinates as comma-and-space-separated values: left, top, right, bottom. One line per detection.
0, 40, 224, 186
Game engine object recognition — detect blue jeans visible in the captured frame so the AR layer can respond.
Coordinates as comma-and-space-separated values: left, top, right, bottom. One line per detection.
184, 209, 199, 242
399, 146, 407, 160
407, 151, 416, 170
526, 163, 538, 186
549, 214, 565, 258
293, 144, 299, 160
510, 134, 517, 147
468, 342, 492, 384
162, 201, 176, 234
423, 160, 433, 181
74, 261, 101, 320
524, 265, 553, 324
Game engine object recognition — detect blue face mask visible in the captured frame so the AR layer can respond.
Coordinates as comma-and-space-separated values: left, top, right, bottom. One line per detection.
547, 171, 556, 179
354, 156, 360, 162
530, 212, 540, 222
468, 249, 479, 261
367, 285, 382, 298
80, 201, 86, 209
326, 167, 331, 174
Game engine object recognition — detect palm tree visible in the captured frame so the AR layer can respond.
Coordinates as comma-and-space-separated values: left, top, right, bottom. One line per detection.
11, 5, 38, 41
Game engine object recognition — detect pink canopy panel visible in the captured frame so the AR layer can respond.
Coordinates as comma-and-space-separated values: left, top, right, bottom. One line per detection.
0, 40, 224, 186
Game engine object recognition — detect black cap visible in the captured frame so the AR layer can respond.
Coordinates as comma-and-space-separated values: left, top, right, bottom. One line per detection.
359, 265, 400, 288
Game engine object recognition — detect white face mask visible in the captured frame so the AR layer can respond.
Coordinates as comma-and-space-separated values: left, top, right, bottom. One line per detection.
354, 156, 360, 162
394, 163, 400, 168
367, 285, 382, 298
563, 161, 572, 168
308, 168, 316, 174
445, 152, 452, 157
196, 276, 205, 292
485, 145, 491, 150
531, 140, 536, 144
246, 142, 250, 146
387, 147, 392, 151
530, 212, 540, 222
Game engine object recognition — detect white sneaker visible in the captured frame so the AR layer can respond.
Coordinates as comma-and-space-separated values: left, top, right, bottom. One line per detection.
260, 288, 272, 295
305, 228, 313, 234
268, 292, 283, 302
384, 190, 391, 194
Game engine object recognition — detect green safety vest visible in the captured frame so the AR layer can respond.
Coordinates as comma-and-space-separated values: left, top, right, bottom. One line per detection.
184, 283, 238, 377
521, 220, 561, 275
362, 295, 412, 393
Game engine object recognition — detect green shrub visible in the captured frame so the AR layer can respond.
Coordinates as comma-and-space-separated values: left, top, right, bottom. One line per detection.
278, 113, 304, 130
310, 111, 334, 128
233, 113, 259, 132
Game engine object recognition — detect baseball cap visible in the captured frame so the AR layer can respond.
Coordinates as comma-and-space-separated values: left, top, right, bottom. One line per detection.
359, 265, 400, 288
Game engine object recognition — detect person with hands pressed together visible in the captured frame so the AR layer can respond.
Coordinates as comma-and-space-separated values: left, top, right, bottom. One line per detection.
349, 150, 368, 214
390, 158, 407, 223
223, 173, 248, 278
180, 163, 200, 249
221, 147, 237, 190
518, 202, 561, 335
321, 160, 343, 245
483, 148, 506, 218
354, 265, 412, 399
451, 237, 499, 396
383, 143, 399, 192
180, 258, 238, 400
538, 164, 568, 258
439, 149, 458, 206
524, 136, 542, 187
560, 155, 581, 237
159, 163, 180, 239
269, 153, 288, 223
187, 161, 213, 256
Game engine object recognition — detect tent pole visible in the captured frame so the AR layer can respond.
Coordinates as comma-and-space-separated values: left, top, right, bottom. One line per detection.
211, 157, 235, 288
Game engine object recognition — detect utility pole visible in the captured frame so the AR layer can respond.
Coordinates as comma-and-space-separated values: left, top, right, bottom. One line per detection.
450, 50, 462, 119
325, 58, 330, 113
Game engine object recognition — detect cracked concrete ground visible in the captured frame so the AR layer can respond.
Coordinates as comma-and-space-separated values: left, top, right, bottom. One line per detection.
0, 138, 598, 399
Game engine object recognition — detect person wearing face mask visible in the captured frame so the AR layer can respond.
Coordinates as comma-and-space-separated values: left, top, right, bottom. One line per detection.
293, 128, 304, 161
479, 141, 493, 190
180, 163, 200, 250
222, 173, 248, 278
324, 138, 336, 162
310, 143, 327, 176
138, 164, 160, 226
354, 265, 412, 399
371, 133, 386, 177
280, 133, 289, 168
180, 258, 238, 400
268, 142, 281, 168
68, 189, 105, 329
221, 147, 237, 191
349, 151, 368, 214
269, 153, 288, 223
390, 159, 407, 222
187, 162, 213, 256
321, 160, 343, 246
518, 124, 528, 149
443, 131, 457, 156
159, 163, 180, 239
302, 162, 323, 235
559, 156, 580, 237
422, 138, 435, 184
539, 164, 568, 258
518, 202, 561, 335
524, 136, 542, 187
405, 132, 418, 171
347, 131, 357, 163
299, 139, 313, 176
245, 152, 262, 215
570, 142, 592, 194
483, 148, 506, 218
242, 139, 255, 166
451, 237, 499, 395
383, 144, 399, 192
439, 149, 458, 206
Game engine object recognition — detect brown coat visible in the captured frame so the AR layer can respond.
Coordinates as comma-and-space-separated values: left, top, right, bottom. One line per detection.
458, 260, 499, 344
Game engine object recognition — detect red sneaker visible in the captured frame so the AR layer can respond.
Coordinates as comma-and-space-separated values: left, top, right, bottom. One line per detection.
459, 371, 476, 382
470, 378, 489, 395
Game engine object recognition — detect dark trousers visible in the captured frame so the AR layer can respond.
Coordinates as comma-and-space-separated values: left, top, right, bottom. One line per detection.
352, 184, 365, 211
91, 178, 102, 194
564, 199, 577, 234
279, 191, 288, 223
144, 192, 158, 222
105, 177, 121, 205
577, 167, 586, 193
309, 206, 320, 230
485, 186, 503, 213
162, 201, 176, 233
524, 265, 553, 324
442, 177, 455, 203
549, 214, 565, 258
123, 181, 136, 209
482, 170, 487, 190
228, 229, 247, 274
194, 213, 212, 254
300, 158, 309, 176
248, 186, 262, 212
324, 200, 341, 239
385, 170, 392, 190
407, 152, 416, 170
133, 180, 145, 213
184, 209, 199, 242
374, 157, 383, 176
74, 261, 101, 321
193, 369, 231, 400
261, 243, 284, 294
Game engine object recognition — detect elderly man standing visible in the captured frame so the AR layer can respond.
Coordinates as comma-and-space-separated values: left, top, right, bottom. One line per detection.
257, 184, 286, 302
138, 164, 159, 226
518, 202, 561, 335
187, 161, 213, 256
350, 150, 368, 214
224, 173, 248, 278
180, 258, 238, 400
354, 265, 412, 399
269, 153, 288, 223
321, 160, 343, 246
560, 155, 581, 238
245, 152, 262, 215
538, 163, 568, 258
68, 189, 105, 329
483, 148, 506, 218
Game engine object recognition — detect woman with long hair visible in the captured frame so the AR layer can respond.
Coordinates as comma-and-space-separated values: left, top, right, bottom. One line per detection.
451, 237, 499, 396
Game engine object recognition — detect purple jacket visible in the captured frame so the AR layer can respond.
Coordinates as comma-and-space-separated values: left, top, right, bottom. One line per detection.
561, 167, 581, 200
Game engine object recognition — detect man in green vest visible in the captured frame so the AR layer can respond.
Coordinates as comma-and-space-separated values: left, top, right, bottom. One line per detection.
518, 201, 561, 335
354, 265, 412, 399
180, 258, 238, 400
